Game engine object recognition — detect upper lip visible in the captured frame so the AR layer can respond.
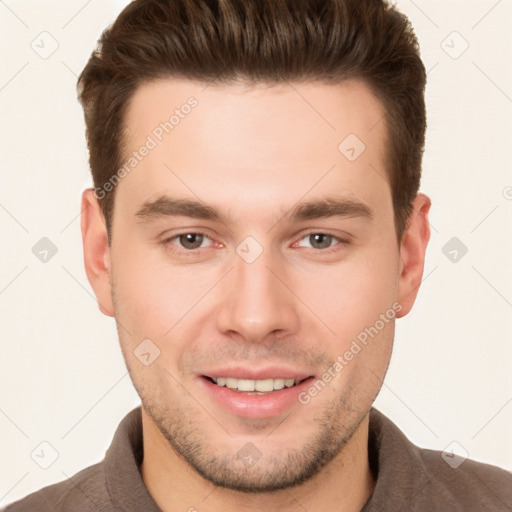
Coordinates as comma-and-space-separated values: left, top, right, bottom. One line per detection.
200, 366, 314, 382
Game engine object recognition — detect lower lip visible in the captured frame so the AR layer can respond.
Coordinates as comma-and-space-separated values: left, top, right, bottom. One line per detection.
199, 376, 315, 419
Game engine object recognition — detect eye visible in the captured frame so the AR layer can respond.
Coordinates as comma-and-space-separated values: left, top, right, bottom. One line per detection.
164, 232, 214, 252
295, 232, 349, 251
178, 233, 208, 250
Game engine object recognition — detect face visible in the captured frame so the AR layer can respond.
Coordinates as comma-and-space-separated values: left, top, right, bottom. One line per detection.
82, 78, 429, 492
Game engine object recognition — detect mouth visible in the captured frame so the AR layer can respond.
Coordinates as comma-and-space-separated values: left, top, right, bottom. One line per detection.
202, 376, 310, 394
198, 366, 316, 418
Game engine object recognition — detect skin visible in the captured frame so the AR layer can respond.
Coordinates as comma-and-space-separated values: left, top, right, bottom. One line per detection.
81, 78, 430, 512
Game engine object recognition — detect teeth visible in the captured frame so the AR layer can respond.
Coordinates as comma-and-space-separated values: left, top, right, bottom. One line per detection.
237, 379, 255, 392
212, 377, 298, 392
273, 378, 285, 390
225, 378, 238, 389
254, 379, 273, 392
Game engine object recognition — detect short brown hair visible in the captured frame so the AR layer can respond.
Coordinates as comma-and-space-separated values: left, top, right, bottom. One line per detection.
78, 0, 426, 242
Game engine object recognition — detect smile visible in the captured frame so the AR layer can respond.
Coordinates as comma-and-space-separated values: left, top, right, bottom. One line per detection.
207, 377, 305, 393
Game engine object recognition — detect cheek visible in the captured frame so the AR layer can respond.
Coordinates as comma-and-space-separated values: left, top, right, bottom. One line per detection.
306, 251, 399, 408
111, 252, 197, 385
297, 244, 399, 347
111, 240, 228, 359
110, 243, 186, 338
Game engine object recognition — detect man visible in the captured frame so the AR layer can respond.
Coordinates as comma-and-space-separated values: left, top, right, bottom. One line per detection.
4, 0, 512, 511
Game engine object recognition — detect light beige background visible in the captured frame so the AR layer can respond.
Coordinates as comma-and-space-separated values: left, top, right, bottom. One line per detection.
1, 0, 511, 506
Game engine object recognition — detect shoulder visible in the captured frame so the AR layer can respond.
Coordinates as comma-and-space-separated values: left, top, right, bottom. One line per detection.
418, 446, 512, 508
2, 461, 112, 512
367, 408, 512, 511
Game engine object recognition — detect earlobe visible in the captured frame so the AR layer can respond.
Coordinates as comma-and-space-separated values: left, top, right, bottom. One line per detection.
396, 193, 431, 318
80, 188, 114, 317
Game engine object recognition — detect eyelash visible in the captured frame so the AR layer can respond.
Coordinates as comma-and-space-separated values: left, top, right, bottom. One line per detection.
161, 231, 351, 257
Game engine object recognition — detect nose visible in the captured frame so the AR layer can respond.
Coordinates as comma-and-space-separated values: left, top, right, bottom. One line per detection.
215, 243, 300, 344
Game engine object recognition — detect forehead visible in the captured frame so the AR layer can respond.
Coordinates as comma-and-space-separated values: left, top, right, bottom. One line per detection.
117, 77, 390, 223
123, 77, 387, 156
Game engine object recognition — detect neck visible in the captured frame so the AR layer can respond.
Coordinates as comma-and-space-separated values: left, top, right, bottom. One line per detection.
140, 411, 375, 512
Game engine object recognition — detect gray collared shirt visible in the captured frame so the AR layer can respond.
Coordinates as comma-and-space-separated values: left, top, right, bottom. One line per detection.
4, 407, 512, 511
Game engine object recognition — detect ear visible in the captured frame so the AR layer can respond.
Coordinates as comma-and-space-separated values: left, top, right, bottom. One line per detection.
80, 188, 114, 317
396, 193, 431, 318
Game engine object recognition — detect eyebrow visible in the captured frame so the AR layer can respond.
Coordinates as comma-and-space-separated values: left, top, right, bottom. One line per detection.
135, 195, 373, 225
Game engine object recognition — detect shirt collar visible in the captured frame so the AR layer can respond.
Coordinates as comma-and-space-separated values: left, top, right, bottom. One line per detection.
103, 406, 429, 511
361, 407, 431, 511
104, 407, 161, 511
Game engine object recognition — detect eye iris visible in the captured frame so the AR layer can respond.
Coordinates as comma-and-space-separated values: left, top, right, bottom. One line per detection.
310, 234, 332, 249
179, 233, 203, 249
